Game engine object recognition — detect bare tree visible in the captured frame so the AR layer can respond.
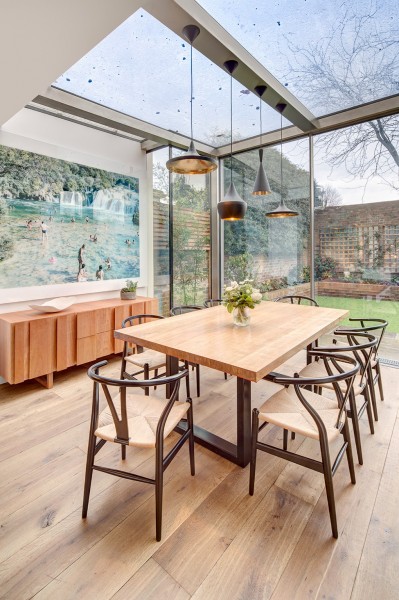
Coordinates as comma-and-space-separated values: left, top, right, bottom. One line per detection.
316, 185, 343, 208
284, 3, 399, 190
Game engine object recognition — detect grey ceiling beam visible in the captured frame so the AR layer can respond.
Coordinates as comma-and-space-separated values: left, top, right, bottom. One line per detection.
214, 94, 399, 156
31, 87, 216, 154
146, 0, 319, 133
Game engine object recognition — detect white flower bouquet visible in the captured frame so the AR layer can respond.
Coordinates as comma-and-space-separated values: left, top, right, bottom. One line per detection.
222, 280, 263, 326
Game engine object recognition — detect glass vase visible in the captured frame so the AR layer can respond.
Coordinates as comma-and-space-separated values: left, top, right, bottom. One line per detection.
233, 306, 251, 327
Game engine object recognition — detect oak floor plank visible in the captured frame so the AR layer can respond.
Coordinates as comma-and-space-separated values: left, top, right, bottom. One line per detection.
154, 425, 301, 596
190, 485, 313, 600
351, 415, 399, 600
32, 452, 233, 600
111, 558, 190, 600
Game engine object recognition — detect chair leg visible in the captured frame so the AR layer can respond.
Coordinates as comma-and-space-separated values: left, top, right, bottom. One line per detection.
376, 363, 384, 401
187, 399, 195, 476
154, 368, 158, 391
120, 357, 126, 380
368, 367, 378, 421
283, 429, 288, 451
82, 433, 97, 518
348, 391, 363, 465
185, 361, 191, 398
155, 445, 164, 542
320, 434, 338, 539
196, 364, 200, 397
364, 387, 375, 435
249, 409, 259, 496
121, 445, 126, 460
291, 432, 296, 440
224, 372, 228, 380
144, 364, 150, 396
342, 418, 356, 484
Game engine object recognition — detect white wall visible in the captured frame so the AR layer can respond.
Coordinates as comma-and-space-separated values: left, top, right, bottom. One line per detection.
0, 108, 150, 313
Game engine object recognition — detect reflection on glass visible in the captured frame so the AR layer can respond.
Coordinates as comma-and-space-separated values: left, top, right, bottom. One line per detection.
54, 9, 282, 145
172, 166, 211, 306
314, 118, 399, 360
152, 147, 170, 316
198, 0, 399, 115
223, 139, 310, 299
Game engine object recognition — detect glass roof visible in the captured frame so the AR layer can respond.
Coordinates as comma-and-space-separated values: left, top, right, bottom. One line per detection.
53, 9, 287, 147
198, 0, 399, 116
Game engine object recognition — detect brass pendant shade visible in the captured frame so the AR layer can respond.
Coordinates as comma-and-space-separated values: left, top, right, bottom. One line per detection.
266, 103, 298, 218
252, 85, 271, 196
217, 59, 247, 221
166, 25, 217, 175
166, 141, 217, 174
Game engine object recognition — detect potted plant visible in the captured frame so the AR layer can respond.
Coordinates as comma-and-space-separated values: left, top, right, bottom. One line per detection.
222, 280, 263, 326
120, 280, 138, 300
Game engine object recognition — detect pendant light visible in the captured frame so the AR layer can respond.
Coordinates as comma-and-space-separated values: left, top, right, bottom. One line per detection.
252, 85, 271, 196
217, 60, 247, 221
266, 103, 298, 218
166, 25, 217, 175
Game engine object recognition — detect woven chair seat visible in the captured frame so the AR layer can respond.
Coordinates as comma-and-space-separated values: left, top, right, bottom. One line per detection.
95, 393, 189, 448
258, 385, 342, 441
125, 350, 166, 370
298, 361, 365, 396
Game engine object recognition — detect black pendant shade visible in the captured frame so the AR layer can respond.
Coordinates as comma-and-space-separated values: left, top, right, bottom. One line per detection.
166, 25, 217, 175
252, 85, 271, 196
266, 102, 298, 218
217, 59, 247, 221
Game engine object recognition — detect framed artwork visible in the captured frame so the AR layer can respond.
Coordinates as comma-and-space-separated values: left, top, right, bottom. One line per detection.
0, 144, 140, 290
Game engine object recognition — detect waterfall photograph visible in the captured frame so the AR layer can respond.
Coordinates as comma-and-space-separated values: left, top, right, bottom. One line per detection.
0, 144, 140, 288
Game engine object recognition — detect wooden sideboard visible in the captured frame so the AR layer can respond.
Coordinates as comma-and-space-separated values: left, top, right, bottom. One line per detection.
0, 296, 158, 388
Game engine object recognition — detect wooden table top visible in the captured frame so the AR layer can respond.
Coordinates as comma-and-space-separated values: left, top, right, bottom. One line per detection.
114, 301, 348, 382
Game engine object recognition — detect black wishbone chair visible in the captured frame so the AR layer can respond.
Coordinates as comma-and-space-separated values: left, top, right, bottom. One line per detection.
83, 361, 195, 542
120, 314, 166, 396
170, 305, 204, 397
298, 332, 378, 465
336, 318, 388, 414
250, 351, 360, 538
203, 299, 223, 308
275, 294, 319, 307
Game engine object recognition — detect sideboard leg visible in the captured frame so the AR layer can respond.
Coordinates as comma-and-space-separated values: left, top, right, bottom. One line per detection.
35, 373, 54, 389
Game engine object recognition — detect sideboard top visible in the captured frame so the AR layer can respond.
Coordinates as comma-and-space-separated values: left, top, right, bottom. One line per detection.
0, 296, 155, 324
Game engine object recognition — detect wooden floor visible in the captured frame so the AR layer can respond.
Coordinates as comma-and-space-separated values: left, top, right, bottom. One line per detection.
0, 353, 398, 600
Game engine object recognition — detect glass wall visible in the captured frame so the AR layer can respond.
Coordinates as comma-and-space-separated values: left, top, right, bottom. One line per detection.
152, 147, 170, 316
313, 115, 399, 360
171, 148, 211, 307
223, 138, 310, 299
152, 147, 212, 313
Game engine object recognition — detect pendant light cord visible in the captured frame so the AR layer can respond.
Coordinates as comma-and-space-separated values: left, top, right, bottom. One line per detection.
230, 71, 233, 185
280, 112, 283, 201
259, 96, 262, 146
190, 42, 193, 141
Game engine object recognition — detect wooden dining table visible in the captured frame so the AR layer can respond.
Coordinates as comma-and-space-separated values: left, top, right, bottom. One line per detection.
114, 301, 348, 467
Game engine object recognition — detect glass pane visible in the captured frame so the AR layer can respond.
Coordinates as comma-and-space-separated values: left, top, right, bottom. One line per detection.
53, 9, 283, 145
172, 170, 211, 306
223, 139, 310, 300
314, 116, 399, 360
152, 147, 170, 316
198, 0, 399, 116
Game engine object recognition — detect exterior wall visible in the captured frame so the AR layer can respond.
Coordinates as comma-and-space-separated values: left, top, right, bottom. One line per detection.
315, 200, 399, 277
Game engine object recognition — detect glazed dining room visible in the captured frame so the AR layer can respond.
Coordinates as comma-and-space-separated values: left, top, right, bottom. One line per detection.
0, 1, 398, 599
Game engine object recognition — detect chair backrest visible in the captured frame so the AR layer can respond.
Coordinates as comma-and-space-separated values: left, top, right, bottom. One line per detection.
122, 314, 164, 328
170, 305, 204, 316
336, 318, 388, 355
317, 331, 378, 389
274, 295, 319, 307
88, 360, 188, 446
121, 314, 164, 355
273, 351, 360, 434
204, 299, 223, 308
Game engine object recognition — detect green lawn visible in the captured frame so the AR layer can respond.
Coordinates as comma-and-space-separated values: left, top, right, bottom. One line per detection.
316, 296, 399, 334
